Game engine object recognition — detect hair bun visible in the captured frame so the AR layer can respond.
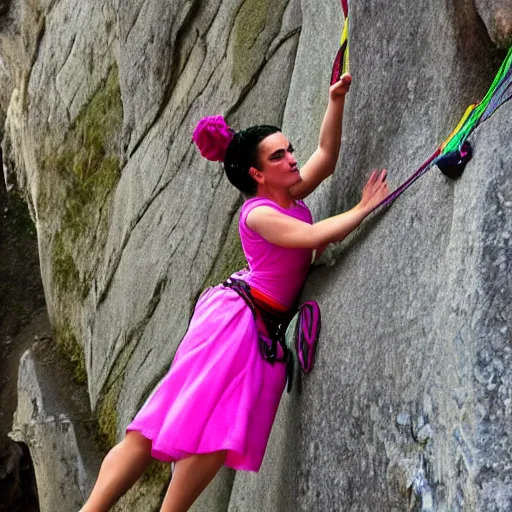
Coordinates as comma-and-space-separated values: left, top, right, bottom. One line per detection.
192, 116, 234, 162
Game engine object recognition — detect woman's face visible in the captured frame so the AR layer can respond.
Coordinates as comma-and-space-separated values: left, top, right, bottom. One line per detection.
254, 132, 302, 189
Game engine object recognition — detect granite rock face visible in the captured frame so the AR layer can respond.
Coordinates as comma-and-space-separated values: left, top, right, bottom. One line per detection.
475, 0, 512, 47
1, 0, 511, 510
9, 344, 102, 512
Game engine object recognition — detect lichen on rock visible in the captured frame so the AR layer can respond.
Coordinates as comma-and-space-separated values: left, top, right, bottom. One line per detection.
39, 65, 122, 238
37, 64, 123, 315
53, 317, 87, 385
231, 0, 289, 86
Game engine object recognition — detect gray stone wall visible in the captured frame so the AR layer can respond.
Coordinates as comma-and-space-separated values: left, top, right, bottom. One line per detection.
1, 0, 511, 510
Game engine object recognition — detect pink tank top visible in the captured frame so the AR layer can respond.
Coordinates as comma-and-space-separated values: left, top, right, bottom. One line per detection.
235, 197, 313, 309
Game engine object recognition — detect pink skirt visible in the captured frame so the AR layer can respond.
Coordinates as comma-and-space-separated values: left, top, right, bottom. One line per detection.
126, 285, 287, 472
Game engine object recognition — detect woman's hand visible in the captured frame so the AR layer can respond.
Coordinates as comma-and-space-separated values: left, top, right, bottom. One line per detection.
358, 170, 390, 214
329, 73, 352, 102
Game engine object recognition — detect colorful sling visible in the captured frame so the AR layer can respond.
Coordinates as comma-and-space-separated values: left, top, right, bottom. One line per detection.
330, 0, 512, 211
373, 46, 512, 211
331, 0, 350, 84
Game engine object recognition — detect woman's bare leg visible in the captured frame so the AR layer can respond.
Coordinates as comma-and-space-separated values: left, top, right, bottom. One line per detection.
160, 451, 226, 512
80, 431, 154, 512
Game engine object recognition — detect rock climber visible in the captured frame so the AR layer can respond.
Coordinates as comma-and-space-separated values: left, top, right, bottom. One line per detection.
80, 73, 389, 512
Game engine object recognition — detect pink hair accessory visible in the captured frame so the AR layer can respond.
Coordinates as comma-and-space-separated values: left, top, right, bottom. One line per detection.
192, 115, 234, 162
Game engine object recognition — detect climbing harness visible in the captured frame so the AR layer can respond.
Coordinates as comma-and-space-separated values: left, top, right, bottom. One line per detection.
223, 278, 321, 392
330, 0, 512, 212
223, 277, 294, 390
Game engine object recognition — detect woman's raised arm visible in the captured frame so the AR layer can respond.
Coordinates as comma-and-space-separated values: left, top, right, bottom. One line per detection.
289, 74, 352, 200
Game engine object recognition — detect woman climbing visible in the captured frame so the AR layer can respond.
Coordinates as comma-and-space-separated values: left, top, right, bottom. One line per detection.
80, 73, 389, 512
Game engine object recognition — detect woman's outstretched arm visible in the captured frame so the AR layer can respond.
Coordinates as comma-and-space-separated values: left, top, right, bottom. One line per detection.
289, 73, 352, 200
248, 170, 389, 249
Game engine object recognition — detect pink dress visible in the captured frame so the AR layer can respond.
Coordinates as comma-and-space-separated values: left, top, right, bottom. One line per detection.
126, 197, 313, 471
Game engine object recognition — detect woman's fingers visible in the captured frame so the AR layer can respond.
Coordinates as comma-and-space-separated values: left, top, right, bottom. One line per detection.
369, 170, 389, 201
330, 73, 352, 98
375, 170, 388, 194
338, 73, 352, 87
363, 170, 379, 195
377, 177, 390, 200
367, 170, 378, 185
369, 169, 385, 193
373, 169, 387, 188
334, 73, 352, 88
360, 169, 390, 210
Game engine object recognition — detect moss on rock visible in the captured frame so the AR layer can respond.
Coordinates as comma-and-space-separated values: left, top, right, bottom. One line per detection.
41, 66, 122, 242
54, 319, 87, 385
141, 460, 171, 487
96, 379, 122, 451
51, 230, 89, 297
39, 66, 124, 424
39, 65, 123, 307
232, 0, 270, 85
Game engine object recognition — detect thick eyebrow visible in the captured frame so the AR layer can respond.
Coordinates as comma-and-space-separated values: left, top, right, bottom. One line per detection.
268, 144, 293, 159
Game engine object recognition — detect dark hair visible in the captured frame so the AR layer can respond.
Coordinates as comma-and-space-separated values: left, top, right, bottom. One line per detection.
224, 125, 281, 196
